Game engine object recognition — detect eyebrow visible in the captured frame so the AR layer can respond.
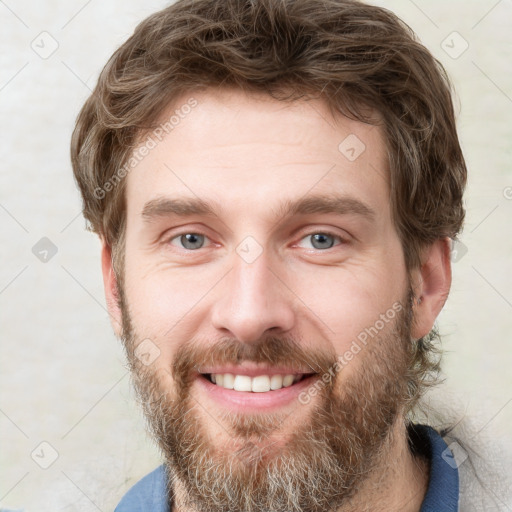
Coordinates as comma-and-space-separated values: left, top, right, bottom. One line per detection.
142, 196, 218, 220
273, 194, 375, 222
141, 194, 376, 224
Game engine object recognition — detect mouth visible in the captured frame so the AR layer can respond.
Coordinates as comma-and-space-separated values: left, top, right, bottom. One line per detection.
201, 372, 312, 392
195, 367, 319, 411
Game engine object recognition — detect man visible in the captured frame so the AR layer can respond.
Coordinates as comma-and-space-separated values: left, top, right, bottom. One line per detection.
71, 0, 468, 510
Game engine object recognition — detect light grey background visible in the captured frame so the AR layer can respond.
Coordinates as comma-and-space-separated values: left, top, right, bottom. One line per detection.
1, 1, 511, 510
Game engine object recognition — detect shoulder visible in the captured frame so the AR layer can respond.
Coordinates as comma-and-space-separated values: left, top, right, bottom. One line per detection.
412, 388, 512, 510
114, 465, 170, 512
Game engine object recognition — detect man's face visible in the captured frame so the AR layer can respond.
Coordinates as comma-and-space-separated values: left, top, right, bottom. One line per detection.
117, 88, 415, 510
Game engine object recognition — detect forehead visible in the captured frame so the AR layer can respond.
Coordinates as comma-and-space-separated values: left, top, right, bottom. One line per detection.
125, 88, 390, 223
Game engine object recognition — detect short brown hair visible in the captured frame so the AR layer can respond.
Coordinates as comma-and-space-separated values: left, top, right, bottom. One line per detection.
71, 0, 466, 272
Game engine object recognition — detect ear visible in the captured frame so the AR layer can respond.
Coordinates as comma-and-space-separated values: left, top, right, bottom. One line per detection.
410, 237, 452, 339
101, 239, 123, 338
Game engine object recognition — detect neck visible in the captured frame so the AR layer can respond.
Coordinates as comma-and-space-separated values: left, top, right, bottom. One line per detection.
171, 419, 430, 512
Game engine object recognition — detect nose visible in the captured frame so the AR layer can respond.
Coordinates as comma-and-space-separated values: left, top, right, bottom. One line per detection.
211, 251, 296, 343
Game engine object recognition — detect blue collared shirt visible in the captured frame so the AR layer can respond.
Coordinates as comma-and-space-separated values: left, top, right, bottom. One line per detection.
114, 424, 459, 511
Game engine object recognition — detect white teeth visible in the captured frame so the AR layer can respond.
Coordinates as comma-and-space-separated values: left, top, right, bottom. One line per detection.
234, 375, 252, 392
252, 375, 270, 392
209, 373, 303, 392
223, 373, 234, 389
282, 375, 294, 387
270, 374, 283, 390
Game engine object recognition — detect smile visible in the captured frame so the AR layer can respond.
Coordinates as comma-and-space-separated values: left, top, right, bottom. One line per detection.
196, 369, 319, 412
205, 373, 308, 392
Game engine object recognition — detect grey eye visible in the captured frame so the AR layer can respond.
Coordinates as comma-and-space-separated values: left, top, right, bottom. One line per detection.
175, 233, 206, 250
309, 233, 336, 249
296, 232, 343, 250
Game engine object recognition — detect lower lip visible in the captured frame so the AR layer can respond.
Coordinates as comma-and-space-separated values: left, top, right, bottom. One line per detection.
196, 374, 318, 412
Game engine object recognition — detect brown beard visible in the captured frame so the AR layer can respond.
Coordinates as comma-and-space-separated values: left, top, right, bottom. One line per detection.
120, 288, 416, 512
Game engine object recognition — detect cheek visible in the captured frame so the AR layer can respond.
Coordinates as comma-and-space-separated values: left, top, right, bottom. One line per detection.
291, 261, 406, 339
123, 263, 222, 354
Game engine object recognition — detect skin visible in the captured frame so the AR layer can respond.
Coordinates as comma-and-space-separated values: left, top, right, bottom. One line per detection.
101, 87, 452, 511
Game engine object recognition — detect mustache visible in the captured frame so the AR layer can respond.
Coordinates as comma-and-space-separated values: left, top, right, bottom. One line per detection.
171, 334, 340, 391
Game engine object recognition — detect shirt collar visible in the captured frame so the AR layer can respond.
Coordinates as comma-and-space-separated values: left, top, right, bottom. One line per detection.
409, 423, 460, 512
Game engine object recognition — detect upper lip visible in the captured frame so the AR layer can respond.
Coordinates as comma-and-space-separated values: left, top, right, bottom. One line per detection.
198, 364, 316, 378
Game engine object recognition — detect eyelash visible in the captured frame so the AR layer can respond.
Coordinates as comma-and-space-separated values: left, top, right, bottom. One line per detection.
165, 230, 348, 252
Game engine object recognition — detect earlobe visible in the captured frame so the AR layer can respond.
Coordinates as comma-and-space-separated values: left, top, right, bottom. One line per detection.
100, 240, 123, 338
410, 237, 452, 339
